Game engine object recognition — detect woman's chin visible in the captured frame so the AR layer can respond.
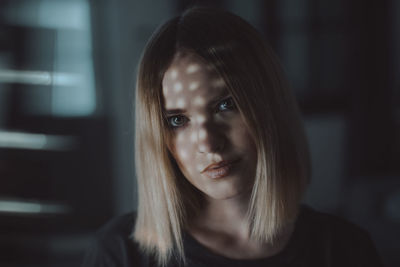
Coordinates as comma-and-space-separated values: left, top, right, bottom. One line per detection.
201, 182, 252, 201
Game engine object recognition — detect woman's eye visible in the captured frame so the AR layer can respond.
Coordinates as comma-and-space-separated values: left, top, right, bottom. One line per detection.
217, 97, 236, 112
168, 115, 188, 128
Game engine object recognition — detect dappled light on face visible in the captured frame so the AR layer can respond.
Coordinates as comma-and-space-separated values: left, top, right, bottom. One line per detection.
212, 78, 225, 88
176, 98, 186, 108
196, 164, 203, 172
165, 98, 176, 108
163, 85, 169, 96
189, 81, 199, 91
190, 132, 197, 142
198, 144, 207, 152
174, 82, 183, 92
170, 69, 178, 80
195, 115, 206, 124
163, 55, 233, 176
178, 149, 188, 160
177, 132, 185, 143
186, 64, 200, 74
210, 153, 223, 162
198, 129, 207, 140
193, 96, 205, 106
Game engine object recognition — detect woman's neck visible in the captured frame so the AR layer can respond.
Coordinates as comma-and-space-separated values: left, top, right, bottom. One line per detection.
192, 192, 252, 240
187, 192, 295, 260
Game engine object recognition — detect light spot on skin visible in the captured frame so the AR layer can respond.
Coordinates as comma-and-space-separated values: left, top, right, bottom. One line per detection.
179, 149, 188, 159
177, 133, 185, 143
196, 164, 203, 172
193, 96, 205, 106
196, 115, 206, 124
214, 154, 223, 162
176, 98, 186, 108
189, 82, 199, 91
186, 64, 200, 74
163, 86, 169, 95
174, 82, 183, 92
190, 132, 197, 142
170, 69, 178, 79
212, 78, 225, 88
165, 100, 174, 108
198, 144, 207, 152
199, 129, 207, 140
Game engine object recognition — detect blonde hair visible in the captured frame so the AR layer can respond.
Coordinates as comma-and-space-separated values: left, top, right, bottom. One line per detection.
134, 7, 310, 266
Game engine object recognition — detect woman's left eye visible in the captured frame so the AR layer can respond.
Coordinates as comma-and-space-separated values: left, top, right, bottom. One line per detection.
217, 97, 236, 112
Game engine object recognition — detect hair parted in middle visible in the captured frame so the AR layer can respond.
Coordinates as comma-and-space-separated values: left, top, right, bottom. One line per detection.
134, 7, 311, 266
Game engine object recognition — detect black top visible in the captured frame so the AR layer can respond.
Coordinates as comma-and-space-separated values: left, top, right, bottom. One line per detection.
82, 206, 383, 267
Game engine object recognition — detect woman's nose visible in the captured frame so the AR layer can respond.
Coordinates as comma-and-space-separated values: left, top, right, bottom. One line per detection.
195, 121, 225, 154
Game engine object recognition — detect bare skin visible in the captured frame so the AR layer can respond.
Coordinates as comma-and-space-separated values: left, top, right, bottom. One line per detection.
188, 193, 294, 259
162, 52, 293, 259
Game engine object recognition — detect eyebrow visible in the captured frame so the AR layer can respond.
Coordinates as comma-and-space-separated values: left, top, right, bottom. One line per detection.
164, 89, 231, 116
165, 108, 186, 115
208, 90, 230, 107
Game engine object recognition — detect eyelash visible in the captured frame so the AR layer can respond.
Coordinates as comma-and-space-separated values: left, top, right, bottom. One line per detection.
217, 97, 235, 112
166, 97, 236, 129
167, 115, 188, 129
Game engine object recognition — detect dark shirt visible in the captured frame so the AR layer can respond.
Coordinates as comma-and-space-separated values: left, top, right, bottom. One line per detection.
82, 206, 383, 267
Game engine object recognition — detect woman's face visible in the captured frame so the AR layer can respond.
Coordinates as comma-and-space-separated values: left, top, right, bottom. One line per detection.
162, 53, 257, 200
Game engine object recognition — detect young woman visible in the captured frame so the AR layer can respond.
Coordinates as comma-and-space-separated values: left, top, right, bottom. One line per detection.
83, 7, 382, 267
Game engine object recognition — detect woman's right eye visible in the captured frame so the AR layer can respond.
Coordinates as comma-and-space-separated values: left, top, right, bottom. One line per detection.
167, 115, 188, 128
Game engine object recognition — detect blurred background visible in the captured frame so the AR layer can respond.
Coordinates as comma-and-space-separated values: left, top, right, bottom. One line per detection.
0, 0, 399, 266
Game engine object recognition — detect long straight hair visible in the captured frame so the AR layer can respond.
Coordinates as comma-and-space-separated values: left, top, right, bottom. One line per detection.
134, 7, 310, 266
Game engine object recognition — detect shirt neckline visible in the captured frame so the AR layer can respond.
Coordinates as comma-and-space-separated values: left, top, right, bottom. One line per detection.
182, 206, 309, 266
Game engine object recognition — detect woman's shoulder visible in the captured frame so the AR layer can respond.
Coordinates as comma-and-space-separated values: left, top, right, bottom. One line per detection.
296, 205, 383, 266
82, 212, 148, 267
300, 205, 370, 240
96, 212, 136, 241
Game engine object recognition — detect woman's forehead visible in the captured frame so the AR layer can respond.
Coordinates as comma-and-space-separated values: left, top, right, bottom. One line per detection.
163, 53, 213, 83
162, 54, 227, 110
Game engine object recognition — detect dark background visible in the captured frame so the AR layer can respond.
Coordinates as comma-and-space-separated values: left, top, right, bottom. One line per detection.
0, 0, 399, 266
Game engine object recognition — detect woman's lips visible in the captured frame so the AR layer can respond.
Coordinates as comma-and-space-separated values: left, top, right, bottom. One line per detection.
202, 160, 239, 179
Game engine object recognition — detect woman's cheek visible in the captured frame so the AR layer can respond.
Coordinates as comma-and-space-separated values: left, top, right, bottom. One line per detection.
172, 132, 195, 169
